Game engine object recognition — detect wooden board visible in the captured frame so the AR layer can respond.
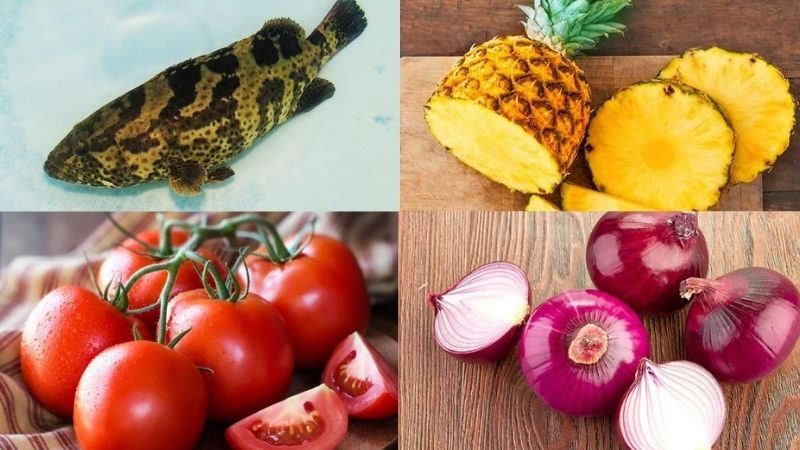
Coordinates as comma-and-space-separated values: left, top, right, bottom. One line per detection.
400, 56, 764, 211
399, 211, 800, 449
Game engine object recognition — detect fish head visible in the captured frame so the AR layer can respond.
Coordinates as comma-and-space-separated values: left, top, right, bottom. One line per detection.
44, 126, 124, 187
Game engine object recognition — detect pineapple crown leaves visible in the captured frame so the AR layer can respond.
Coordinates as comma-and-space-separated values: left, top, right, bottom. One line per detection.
519, 0, 632, 57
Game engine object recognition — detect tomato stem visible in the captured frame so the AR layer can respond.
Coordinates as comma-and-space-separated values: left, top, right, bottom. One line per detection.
113, 213, 296, 345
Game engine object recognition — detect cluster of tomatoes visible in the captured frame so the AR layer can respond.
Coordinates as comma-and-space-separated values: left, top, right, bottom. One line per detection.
19, 224, 398, 450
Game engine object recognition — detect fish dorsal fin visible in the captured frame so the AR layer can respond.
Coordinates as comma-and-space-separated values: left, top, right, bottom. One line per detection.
260, 18, 305, 37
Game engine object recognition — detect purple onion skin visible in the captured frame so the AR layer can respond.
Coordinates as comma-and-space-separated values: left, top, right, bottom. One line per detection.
518, 289, 650, 416
685, 267, 800, 382
586, 212, 709, 314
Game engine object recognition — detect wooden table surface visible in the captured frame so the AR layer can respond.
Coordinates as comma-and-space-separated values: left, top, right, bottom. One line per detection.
401, 0, 800, 210
399, 212, 800, 449
0, 212, 399, 450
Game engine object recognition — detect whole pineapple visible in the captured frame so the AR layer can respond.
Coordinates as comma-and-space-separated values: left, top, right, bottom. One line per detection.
425, 0, 631, 194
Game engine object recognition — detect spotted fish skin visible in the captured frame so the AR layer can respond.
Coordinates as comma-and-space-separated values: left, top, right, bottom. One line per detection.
44, 0, 367, 196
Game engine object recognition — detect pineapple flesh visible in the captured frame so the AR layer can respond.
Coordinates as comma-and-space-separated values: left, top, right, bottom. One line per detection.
586, 80, 735, 211
425, 37, 592, 194
560, 183, 654, 211
658, 47, 796, 185
525, 194, 560, 211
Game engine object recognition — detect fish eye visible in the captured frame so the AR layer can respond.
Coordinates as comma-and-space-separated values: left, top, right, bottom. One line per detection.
75, 147, 89, 156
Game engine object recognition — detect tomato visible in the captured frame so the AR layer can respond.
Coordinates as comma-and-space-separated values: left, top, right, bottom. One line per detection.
20, 285, 146, 417
225, 384, 347, 450
73, 340, 207, 450
167, 289, 294, 422
322, 332, 398, 420
98, 228, 225, 330
240, 234, 371, 368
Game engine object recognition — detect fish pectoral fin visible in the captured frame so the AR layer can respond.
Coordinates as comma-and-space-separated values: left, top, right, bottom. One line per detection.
207, 165, 235, 184
260, 18, 305, 37
167, 160, 207, 196
295, 78, 336, 115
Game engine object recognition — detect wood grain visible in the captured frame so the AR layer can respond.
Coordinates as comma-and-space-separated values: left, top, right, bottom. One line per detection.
401, 56, 763, 211
401, 0, 800, 72
399, 211, 800, 449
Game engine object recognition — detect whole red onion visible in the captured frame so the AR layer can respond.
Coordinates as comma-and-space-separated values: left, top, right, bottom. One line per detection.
518, 289, 650, 416
586, 212, 709, 314
429, 262, 531, 362
681, 267, 800, 382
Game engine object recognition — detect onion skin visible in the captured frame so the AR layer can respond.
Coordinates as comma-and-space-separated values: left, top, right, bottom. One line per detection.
587, 212, 709, 314
616, 359, 725, 450
683, 267, 800, 382
518, 289, 650, 416
429, 262, 531, 363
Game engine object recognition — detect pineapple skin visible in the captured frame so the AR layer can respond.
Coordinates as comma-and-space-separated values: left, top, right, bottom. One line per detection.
428, 36, 592, 183
658, 47, 797, 185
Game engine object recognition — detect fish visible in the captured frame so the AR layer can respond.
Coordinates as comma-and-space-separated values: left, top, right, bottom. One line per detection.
44, 0, 367, 196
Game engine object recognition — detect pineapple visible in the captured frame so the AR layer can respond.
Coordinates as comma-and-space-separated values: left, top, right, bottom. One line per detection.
560, 182, 654, 211
525, 195, 560, 211
586, 80, 735, 211
658, 47, 796, 184
424, 0, 631, 194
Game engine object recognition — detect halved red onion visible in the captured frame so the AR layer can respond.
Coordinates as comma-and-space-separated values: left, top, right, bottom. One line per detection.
617, 359, 726, 450
518, 289, 650, 416
681, 267, 800, 382
586, 212, 709, 314
428, 262, 530, 362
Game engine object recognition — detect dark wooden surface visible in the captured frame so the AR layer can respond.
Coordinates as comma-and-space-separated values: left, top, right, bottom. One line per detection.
0, 212, 399, 450
401, 0, 800, 210
399, 212, 800, 449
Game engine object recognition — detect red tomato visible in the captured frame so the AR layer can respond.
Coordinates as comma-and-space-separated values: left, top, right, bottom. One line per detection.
225, 384, 347, 450
167, 289, 294, 422
73, 340, 207, 450
239, 234, 371, 368
98, 228, 225, 330
20, 285, 147, 417
322, 332, 398, 420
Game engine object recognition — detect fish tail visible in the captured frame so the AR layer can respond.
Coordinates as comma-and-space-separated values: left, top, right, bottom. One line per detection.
309, 0, 367, 63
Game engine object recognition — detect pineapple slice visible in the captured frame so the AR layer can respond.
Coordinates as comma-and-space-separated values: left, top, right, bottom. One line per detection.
425, 37, 592, 194
658, 47, 796, 184
586, 80, 735, 211
525, 195, 560, 211
561, 183, 654, 211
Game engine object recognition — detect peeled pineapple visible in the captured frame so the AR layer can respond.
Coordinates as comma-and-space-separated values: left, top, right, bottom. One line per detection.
658, 47, 796, 184
425, 1, 631, 194
525, 195, 560, 211
586, 80, 735, 211
560, 183, 653, 211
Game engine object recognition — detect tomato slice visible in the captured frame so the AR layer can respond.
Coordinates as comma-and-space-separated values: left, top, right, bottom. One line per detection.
225, 384, 347, 450
322, 332, 398, 420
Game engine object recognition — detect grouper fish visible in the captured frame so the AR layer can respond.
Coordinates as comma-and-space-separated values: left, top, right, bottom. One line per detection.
44, 0, 366, 196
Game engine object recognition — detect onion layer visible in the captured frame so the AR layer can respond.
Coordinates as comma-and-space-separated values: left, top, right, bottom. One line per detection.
518, 289, 650, 416
586, 212, 709, 314
617, 359, 726, 450
682, 267, 800, 382
429, 262, 530, 362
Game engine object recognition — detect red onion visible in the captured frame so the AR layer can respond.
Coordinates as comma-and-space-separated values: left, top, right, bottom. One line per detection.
428, 262, 530, 362
586, 212, 709, 314
681, 267, 800, 382
518, 289, 650, 416
617, 359, 725, 450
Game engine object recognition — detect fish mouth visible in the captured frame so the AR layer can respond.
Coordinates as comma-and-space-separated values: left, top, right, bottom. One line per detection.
43, 157, 65, 180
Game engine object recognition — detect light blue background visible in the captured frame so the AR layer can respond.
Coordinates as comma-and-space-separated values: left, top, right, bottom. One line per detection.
0, 0, 399, 211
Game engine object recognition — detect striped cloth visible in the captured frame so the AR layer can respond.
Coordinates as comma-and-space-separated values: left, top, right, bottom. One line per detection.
0, 212, 397, 449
